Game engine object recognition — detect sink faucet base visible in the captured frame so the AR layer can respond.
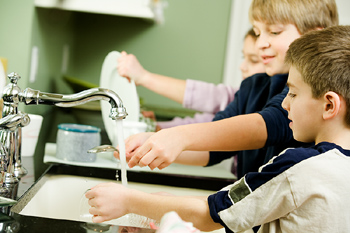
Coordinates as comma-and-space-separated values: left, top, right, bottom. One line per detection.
13, 165, 27, 179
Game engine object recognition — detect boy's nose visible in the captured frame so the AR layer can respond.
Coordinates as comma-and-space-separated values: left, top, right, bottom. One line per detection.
256, 34, 270, 49
281, 96, 289, 111
240, 60, 247, 72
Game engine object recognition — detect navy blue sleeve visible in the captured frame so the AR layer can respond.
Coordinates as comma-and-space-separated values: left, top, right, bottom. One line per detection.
214, 73, 271, 122
207, 152, 234, 167
208, 74, 272, 167
259, 87, 294, 146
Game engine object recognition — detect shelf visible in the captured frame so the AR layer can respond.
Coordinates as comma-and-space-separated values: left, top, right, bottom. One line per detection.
34, 0, 157, 20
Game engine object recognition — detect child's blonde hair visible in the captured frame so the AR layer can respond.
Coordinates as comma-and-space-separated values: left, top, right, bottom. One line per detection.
285, 25, 350, 126
249, 0, 338, 34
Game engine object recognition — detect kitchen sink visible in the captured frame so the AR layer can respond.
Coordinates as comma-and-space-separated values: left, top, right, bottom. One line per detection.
10, 164, 227, 232
14, 173, 214, 228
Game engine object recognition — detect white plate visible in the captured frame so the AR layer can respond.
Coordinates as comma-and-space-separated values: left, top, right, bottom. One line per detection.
100, 51, 140, 145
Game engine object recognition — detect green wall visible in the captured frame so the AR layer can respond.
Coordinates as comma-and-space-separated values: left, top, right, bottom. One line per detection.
0, 0, 34, 89
0, 0, 232, 177
1, 0, 232, 109
68, 0, 232, 109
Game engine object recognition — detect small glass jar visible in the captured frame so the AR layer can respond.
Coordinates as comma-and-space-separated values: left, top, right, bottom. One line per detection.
56, 123, 101, 162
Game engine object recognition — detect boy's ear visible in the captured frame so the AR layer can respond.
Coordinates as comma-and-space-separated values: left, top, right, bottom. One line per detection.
306, 27, 324, 34
323, 91, 341, 120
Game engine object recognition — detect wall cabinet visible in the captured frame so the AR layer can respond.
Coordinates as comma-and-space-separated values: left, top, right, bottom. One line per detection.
34, 0, 161, 21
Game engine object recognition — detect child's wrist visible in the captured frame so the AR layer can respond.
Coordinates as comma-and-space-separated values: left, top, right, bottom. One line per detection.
125, 188, 142, 214
139, 71, 153, 87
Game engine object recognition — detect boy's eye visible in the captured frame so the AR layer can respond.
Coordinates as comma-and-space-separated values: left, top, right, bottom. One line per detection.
271, 31, 281, 35
288, 93, 296, 98
249, 57, 260, 64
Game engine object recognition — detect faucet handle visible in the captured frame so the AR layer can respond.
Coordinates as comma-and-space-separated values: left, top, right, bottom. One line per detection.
7, 72, 21, 85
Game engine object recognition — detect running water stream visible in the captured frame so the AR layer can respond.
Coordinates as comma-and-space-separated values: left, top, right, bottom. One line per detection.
115, 119, 128, 186
79, 120, 159, 226
79, 120, 128, 221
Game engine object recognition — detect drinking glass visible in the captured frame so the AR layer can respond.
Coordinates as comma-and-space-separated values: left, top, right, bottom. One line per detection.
79, 189, 93, 222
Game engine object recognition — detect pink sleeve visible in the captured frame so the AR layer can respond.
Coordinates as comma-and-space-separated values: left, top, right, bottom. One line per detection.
183, 79, 238, 113
157, 112, 215, 129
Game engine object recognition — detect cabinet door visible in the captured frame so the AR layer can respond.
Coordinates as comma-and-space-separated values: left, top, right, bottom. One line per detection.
34, 0, 160, 21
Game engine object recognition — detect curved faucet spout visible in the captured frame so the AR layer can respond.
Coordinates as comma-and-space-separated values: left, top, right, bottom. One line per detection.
20, 87, 128, 120
0, 72, 129, 188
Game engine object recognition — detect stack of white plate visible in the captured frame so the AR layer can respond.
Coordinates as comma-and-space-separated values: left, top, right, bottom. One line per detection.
100, 51, 147, 146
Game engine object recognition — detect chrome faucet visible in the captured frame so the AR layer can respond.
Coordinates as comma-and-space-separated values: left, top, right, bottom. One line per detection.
0, 113, 30, 199
1, 72, 32, 186
0, 72, 127, 195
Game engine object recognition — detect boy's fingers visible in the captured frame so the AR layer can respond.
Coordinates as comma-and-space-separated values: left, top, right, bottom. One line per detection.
128, 146, 149, 168
124, 136, 139, 154
92, 215, 105, 223
157, 162, 168, 170
115, 149, 132, 161
113, 150, 120, 159
145, 157, 163, 170
85, 189, 94, 199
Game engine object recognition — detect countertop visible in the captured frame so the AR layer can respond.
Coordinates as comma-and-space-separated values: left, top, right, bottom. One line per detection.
43, 143, 236, 183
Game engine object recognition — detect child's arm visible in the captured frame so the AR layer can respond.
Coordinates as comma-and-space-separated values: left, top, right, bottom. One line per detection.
173, 151, 210, 166
85, 183, 222, 232
117, 51, 186, 104
127, 113, 267, 170
117, 51, 238, 113
116, 133, 210, 167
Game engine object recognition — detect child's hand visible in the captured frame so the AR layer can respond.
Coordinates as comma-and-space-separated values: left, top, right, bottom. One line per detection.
142, 111, 157, 121
127, 127, 186, 170
117, 51, 149, 85
114, 132, 155, 162
85, 182, 129, 223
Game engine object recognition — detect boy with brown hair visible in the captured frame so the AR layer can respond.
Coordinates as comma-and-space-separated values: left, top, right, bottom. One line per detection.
86, 25, 350, 232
